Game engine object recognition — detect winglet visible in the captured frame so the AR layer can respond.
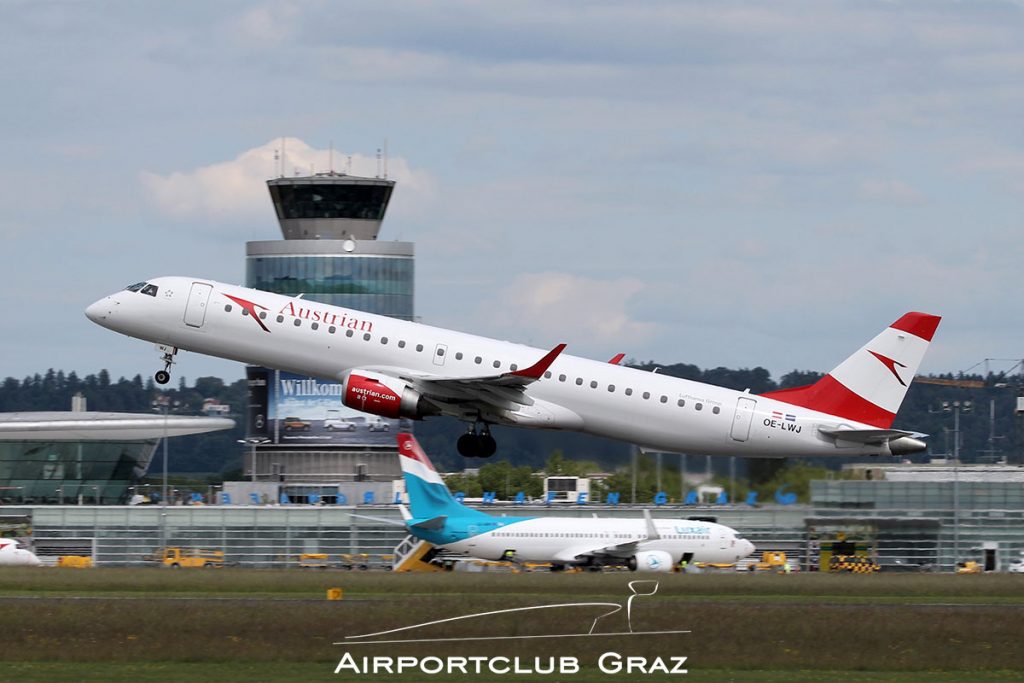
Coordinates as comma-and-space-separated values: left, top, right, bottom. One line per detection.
643, 509, 661, 541
510, 343, 567, 380
608, 353, 625, 365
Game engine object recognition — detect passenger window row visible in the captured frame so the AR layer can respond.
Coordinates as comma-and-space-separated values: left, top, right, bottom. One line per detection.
222, 301, 721, 415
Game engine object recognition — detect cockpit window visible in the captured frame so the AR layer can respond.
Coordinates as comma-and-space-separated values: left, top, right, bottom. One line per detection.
125, 282, 159, 296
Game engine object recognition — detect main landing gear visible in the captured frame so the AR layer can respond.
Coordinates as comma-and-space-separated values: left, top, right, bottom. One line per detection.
457, 422, 497, 458
154, 346, 178, 385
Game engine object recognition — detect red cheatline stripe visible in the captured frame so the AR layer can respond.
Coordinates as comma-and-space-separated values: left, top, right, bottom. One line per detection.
889, 312, 941, 342
762, 375, 896, 428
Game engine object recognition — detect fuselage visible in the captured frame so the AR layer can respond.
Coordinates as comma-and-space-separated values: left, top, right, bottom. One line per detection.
416, 514, 753, 565
86, 276, 898, 457
0, 542, 42, 567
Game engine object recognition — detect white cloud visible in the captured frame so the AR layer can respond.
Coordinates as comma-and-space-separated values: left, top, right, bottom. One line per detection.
486, 273, 659, 350
139, 138, 436, 223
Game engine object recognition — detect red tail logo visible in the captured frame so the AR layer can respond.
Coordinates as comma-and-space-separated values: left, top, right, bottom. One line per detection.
224, 294, 271, 333
869, 350, 907, 387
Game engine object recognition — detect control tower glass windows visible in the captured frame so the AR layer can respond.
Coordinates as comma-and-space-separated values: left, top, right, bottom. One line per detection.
270, 184, 393, 221
247, 255, 413, 320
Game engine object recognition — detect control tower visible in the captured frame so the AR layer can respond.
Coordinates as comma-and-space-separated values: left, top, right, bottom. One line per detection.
267, 172, 395, 240
242, 169, 414, 500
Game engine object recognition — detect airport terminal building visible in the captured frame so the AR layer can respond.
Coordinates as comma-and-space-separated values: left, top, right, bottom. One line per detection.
0, 410, 234, 505
4, 460, 1023, 570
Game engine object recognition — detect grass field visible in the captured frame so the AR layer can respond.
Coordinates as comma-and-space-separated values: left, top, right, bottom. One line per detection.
1, 568, 1021, 682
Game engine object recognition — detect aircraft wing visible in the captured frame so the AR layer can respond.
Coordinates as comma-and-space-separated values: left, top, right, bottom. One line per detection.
550, 538, 648, 563
357, 344, 568, 417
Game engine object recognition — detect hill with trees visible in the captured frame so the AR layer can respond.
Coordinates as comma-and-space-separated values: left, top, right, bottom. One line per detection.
2, 362, 1020, 498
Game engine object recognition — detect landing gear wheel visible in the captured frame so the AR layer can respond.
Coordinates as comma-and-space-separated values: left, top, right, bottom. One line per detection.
155, 346, 178, 386
456, 422, 498, 458
457, 433, 480, 458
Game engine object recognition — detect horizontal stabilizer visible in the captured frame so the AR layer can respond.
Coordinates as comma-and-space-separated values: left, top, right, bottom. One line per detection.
409, 515, 447, 530
818, 428, 918, 444
818, 428, 928, 455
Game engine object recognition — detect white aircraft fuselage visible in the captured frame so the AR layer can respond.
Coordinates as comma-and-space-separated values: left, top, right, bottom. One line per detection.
86, 276, 938, 459
0, 540, 42, 567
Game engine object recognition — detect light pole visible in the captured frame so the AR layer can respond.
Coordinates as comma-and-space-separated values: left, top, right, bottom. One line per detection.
150, 397, 181, 505
943, 400, 972, 568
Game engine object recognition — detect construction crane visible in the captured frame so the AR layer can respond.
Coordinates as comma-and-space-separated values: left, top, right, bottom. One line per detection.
913, 376, 986, 389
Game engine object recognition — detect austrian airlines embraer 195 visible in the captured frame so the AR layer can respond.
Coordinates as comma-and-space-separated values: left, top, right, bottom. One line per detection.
85, 277, 940, 459
397, 433, 755, 571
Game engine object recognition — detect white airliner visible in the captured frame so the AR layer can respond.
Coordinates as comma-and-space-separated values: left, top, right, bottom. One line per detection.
86, 277, 940, 459
397, 433, 755, 571
0, 539, 42, 567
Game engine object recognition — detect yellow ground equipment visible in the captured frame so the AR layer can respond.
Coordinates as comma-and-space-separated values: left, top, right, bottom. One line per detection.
748, 551, 790, 572
57, 555, 93, 568
829, 554, 880, 573
392, 537, 446, 572
298, 553, 329, 569
154, 547, 224, 568
956, 560, 983, 574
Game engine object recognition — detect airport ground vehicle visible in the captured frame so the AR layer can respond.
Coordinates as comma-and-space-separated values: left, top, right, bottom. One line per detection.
150, 547, 225, 568
56, 555, 93, 568
747, 551, 791, 572
1007, 557, 1024, 573
298, 553, 329, 569
956, 560, 983, 574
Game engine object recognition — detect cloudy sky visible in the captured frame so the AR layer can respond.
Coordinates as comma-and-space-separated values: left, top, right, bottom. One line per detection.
2, 1, 1023, 386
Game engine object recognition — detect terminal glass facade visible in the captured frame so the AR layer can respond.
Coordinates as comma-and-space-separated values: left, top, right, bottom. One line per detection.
0, 441, 155, 504
247, 255, 413, 319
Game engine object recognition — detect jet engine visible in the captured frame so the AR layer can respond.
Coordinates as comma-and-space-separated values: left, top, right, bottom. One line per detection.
627, 550, 674, 573
340, 370, 435, 420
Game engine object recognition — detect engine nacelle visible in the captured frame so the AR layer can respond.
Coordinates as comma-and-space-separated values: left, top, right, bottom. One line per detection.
627, 550, 674, 573
341, 370, 433, 420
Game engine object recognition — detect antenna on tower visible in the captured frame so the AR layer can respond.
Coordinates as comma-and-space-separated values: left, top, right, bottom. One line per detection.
280, 137, 287, 178
329, 140, 335, 174
376, 148, 382, 178
346, 155, 352, 175
273, 148, 280, 178
383, 138, 389, 179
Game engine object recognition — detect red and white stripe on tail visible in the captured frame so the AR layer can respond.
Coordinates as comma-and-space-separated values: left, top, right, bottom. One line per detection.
761, 312, 940, 428
397, 432, 446, 486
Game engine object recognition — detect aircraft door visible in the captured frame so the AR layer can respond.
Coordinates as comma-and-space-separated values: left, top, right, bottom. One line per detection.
433, 343, 448, 367
730, 397, 757, 442
184, 282, 213, 328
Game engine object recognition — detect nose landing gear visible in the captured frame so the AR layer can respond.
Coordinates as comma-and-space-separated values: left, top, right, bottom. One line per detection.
456, 422, 497, 458
155, 345, 178, 385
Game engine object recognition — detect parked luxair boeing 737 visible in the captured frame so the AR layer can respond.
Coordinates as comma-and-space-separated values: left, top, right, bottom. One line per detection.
0, 539, 42, 567
396, 433, 755, 571
85, 277, 940, 459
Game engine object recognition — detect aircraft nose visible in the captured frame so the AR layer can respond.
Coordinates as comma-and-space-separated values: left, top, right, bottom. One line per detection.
85, 296, 114, 324
743, 540, 756, 558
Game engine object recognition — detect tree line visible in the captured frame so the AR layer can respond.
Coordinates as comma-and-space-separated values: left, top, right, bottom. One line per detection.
2, 364, 1020, 488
